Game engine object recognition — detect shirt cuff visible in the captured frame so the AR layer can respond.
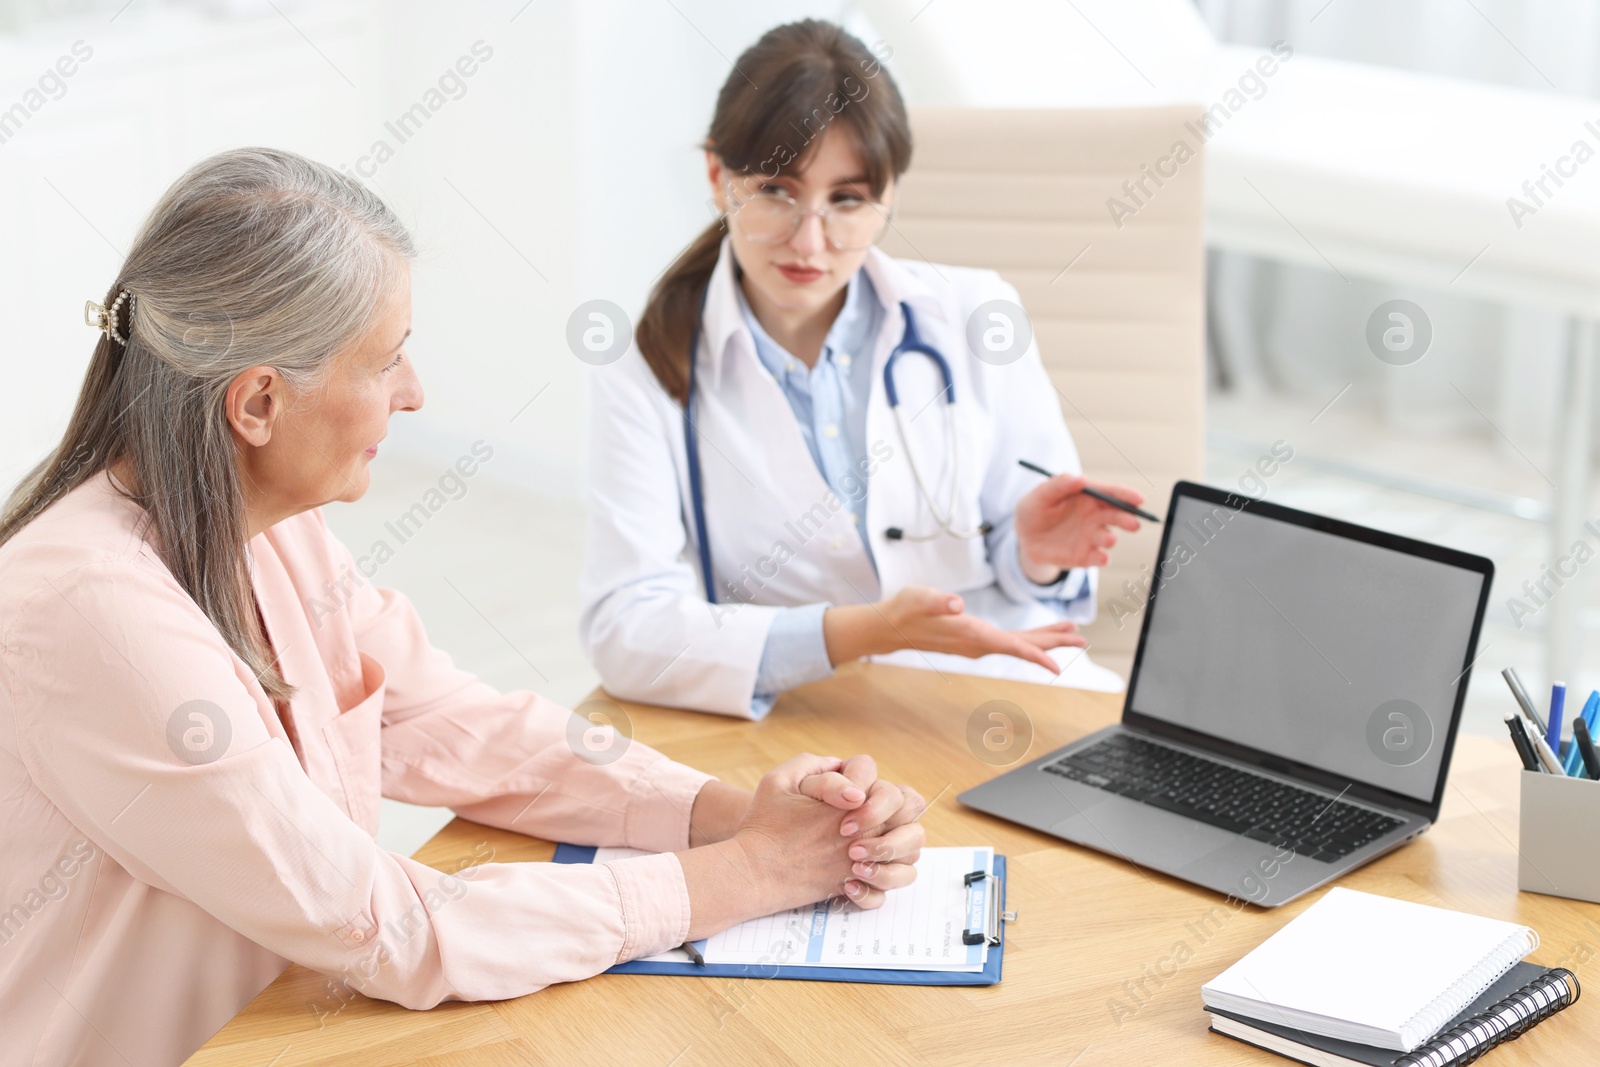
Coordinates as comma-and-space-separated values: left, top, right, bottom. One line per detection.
752, 603, 835, 710
602, 851, 692, 963
623, 755, 716, 852
1055, 568, 1088, 601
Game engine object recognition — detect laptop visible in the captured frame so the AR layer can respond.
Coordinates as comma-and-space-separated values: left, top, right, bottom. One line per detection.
959, 480, 1494, 907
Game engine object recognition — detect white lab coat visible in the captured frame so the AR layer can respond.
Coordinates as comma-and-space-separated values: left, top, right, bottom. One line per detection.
579, 242, 1119, 718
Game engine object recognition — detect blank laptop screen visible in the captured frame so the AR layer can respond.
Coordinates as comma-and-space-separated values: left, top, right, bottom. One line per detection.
1126, 494, 1487, 803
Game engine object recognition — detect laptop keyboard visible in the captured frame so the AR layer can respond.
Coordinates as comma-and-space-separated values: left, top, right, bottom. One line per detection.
1041, 733, 1404, 863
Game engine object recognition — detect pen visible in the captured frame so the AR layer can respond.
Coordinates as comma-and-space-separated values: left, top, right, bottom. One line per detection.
1528, 720, 1565, 775
680, 941, 706, 967
1502, 668, 1548, 738
1016, 460, 1161, 523
1548, 682, 1566, 753
1506, 715, 1542, 772
1576, 718, 1600, 780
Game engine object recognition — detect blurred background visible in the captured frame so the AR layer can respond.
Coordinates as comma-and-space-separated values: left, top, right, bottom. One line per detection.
3, 0, 1596, 852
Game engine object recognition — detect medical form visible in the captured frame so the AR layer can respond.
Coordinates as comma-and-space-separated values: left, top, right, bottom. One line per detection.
593, 846, 994, 972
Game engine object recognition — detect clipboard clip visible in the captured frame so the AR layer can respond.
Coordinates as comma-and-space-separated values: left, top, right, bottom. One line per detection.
962, 869, 1015, 946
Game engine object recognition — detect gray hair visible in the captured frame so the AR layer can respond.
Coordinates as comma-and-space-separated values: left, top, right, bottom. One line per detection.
0, 147, 416, 703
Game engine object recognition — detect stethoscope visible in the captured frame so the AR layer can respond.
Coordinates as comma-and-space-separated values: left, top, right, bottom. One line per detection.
684, 289, 990, 604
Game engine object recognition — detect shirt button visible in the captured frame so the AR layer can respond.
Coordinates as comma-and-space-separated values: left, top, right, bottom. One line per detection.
351, 930, 365, 943
837, 353, 852, 368
823, 424, 840, 438
847, 510, 859, 524
829, 537, 847, 551
787, 361, 801, 374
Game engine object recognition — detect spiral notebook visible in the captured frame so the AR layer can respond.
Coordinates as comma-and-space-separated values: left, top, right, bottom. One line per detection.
1202, 888, 1544, 1053
1208, 962, 1579, 1067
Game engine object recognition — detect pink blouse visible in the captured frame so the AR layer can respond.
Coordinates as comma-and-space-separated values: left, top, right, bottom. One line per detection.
0, 471, 713, 1066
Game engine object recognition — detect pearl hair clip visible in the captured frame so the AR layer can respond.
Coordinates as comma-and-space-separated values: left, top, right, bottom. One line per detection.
84, 289, 135, 345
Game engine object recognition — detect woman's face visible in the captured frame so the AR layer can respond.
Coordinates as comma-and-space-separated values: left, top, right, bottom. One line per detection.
231, 261, 423, 517
709, 128, 895, 322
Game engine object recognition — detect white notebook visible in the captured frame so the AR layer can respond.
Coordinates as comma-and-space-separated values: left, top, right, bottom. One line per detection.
1201, 887, 1538, 1053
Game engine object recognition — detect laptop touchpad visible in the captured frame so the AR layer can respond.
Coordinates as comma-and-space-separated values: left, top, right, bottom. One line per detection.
1051, 799, 1221, 869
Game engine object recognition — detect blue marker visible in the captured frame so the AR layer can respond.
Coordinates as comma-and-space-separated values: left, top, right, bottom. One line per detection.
1548, 682, 1566, 755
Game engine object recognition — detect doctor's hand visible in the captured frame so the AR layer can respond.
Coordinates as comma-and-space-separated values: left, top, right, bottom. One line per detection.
822, 586, 1085, 675
1015, 474, 1144, 580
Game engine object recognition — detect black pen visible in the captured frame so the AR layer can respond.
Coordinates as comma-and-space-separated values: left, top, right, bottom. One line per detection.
1506, 715, 1542, 773
680, 941, 706, 967
1017, 460, 1161, 523
1575, 718, 1600, 780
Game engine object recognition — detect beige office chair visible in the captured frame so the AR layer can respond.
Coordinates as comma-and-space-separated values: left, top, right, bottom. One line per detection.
878, 107, 1207, 680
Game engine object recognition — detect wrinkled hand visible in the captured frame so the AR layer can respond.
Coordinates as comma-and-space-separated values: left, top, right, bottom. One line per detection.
777, 751, 928, 908
1015, 474, 1143, 576
732, 754, 867, 909
681, 755, 930, 940
793, 754, 926, 908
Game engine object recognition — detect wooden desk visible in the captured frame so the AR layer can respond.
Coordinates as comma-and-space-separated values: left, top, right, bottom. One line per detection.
188, 664, 1599, 1065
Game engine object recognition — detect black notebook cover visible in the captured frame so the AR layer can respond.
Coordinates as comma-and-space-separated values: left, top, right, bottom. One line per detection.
1207, 961, 1577, 1067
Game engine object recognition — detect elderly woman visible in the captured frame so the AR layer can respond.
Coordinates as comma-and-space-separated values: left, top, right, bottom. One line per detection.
0, 148, 925, 1065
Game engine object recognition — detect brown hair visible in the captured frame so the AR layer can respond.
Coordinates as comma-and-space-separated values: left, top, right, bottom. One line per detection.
634, 19, 911, 403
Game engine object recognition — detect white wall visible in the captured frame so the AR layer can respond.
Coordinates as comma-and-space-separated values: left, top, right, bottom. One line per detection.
850, 0, 1212, 107
1, 1, 378, 489
0, 0, 842, 502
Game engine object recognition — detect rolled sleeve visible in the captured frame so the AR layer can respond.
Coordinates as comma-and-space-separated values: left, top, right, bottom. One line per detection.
751, 603, 835, 715
603, 852, 693, 963
623, 758, 715, 853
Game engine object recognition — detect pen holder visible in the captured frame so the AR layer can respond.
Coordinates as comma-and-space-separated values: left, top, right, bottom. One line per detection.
1518, 770, 1600, 904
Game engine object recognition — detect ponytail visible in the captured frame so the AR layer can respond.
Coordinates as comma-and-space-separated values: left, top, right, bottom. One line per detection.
635, 220, 724, 405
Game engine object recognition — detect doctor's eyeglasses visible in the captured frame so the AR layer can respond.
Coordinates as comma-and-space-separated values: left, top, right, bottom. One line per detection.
723, 180, 892, 251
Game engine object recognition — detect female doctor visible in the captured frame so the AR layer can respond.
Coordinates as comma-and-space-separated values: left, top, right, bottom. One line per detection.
579, 20, 1146, 719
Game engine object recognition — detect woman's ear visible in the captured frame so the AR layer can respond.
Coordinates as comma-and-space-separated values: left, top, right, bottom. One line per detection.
225, 366, 282, 447
705, 150, 730, 214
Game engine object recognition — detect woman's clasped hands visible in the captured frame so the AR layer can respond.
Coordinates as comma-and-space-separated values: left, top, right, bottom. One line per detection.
718, 754, 927, 917
680, 752, 928, 940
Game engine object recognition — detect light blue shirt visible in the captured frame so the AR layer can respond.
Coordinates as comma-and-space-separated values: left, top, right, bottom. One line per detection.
740, 269, 1089, 717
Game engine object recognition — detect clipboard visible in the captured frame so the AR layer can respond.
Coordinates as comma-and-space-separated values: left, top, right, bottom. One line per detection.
553, 844, 1010, 986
